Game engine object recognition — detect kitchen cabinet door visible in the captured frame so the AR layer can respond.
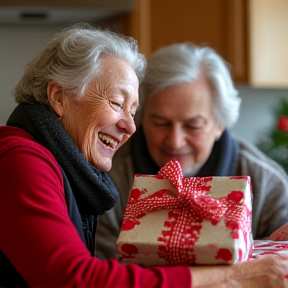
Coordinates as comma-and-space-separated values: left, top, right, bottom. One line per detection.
123, 0, 288, 88
122, 0, 248, 84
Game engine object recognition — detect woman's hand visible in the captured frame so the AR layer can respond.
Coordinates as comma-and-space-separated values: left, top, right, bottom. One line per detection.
270, 223, 288, 241
190, 255, 288, 287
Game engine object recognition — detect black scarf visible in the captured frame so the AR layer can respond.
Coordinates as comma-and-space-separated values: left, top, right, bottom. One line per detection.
131, 126, 239, 177
6, 101, 119, 216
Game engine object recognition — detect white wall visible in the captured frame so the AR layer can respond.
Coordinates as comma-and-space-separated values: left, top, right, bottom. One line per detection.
1, 25, 288, 145
231, 85, 288, 144
0, 25, 58, 124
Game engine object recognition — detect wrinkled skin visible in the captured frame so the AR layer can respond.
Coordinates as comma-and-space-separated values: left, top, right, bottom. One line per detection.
270, 223, 288, 241
142, 74, 224, 177
191, 255, 288, 287
48, 56, 139, 172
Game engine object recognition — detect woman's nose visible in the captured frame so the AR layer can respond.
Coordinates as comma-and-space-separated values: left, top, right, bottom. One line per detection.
116, 116, 136, 136
165, 127, 186, 149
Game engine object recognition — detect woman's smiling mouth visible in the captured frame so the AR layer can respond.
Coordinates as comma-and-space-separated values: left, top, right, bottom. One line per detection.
98, 132, 118, 149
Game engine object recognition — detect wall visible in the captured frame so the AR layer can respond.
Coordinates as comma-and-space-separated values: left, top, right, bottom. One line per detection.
1, 25, 288, 145
0, 25, 57, 125
231, 85, 288, 144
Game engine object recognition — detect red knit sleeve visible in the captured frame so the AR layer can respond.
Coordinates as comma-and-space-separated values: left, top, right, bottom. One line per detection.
0, 139, 191, 288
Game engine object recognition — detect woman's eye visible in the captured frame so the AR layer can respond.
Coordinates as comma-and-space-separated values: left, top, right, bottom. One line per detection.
110, 101, 122, 110
186, 119, 206, 130
130, 109, 137, 119
186, 124, 205, 131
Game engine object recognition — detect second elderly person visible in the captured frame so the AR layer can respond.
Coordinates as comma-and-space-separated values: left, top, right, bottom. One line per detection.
96, 42, 288, 260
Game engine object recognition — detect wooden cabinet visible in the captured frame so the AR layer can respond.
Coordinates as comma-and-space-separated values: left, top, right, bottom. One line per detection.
121, 0, 288, 88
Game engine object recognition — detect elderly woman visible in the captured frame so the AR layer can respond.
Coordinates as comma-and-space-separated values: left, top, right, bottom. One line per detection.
0, 26, 288, 288
96, 41, 288, 267
0, 24, 188, 288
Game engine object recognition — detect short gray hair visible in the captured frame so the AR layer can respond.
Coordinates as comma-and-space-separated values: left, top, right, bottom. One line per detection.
138, 42, 241, 128
15, 23, 147, 104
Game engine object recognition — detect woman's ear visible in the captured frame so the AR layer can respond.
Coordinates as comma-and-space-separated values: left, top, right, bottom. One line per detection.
47, 82, 65, 118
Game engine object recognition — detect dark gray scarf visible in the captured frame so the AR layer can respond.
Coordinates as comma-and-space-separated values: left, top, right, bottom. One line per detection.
6, 101, 119, 216
1, 101, 119, 287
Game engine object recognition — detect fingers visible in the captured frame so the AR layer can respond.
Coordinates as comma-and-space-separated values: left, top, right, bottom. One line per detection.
270, 223, 288, 241
271, 231, 288, 241
226, 255, 288, 288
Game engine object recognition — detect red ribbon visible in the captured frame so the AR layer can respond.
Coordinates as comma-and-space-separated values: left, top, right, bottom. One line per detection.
124, 161, 228, 225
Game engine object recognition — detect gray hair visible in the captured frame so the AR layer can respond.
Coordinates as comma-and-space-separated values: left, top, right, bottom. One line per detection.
138, 42, 241, 128
15, 23, 147, 104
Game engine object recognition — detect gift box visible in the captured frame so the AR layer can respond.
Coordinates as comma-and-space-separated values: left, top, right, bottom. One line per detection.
252, 240, 288, 258
116, 160, 253, 267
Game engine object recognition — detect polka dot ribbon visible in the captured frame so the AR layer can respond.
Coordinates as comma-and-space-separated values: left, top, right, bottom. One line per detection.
124, 160, 227, 225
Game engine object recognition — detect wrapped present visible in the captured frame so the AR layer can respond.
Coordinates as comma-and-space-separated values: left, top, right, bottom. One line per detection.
252, 240, 288, 258
116, 160, 253, 267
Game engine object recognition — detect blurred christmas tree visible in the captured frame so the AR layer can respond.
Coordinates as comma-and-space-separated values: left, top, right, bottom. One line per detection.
257, 97, 288, 174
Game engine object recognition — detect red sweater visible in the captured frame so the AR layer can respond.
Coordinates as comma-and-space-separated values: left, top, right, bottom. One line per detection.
0, 126, 191, 288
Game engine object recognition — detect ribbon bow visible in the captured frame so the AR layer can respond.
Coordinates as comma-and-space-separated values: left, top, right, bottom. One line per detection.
158, 160, 227, 224
123, 160, 228, 226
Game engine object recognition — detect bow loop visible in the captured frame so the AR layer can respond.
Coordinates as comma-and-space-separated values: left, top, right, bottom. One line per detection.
158, 160, 183, 194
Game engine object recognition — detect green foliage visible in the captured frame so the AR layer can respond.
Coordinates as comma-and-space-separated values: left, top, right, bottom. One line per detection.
257, 97, 288, 174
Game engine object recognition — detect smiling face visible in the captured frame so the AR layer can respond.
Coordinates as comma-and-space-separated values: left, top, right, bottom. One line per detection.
142, 74, 224, 176
49, 56, 139, 172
